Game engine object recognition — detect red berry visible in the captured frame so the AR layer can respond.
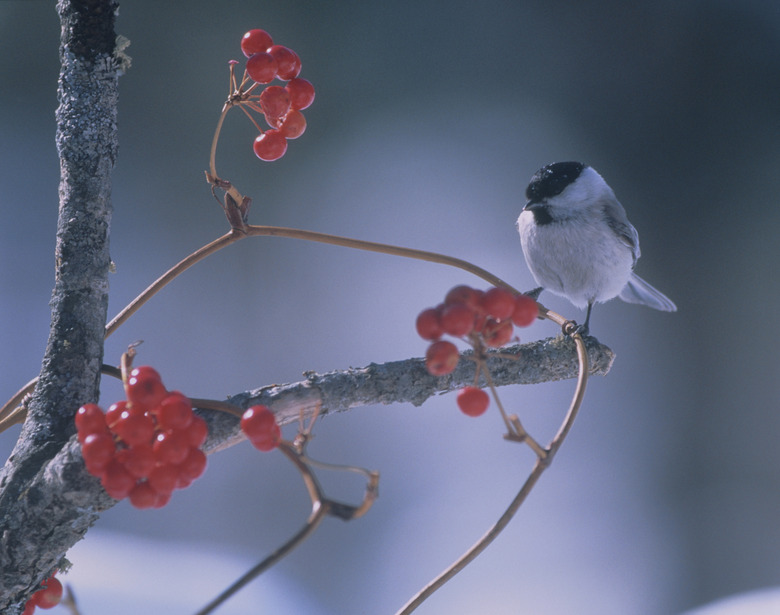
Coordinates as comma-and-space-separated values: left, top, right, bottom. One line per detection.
241, 29, 273, 57
81, 432, 116, 474
481, 318, 514, 347
444, 285, 483, 311
472, 312, 488, 334
75, 403, 107, 441
154, 392, 193, 431
241, 405, 281, 451
268, 44, 301, 80
416, 307, 443, 340
32, 575, 63, 608
152, 491, 172, 509
253, 129, 288, 161
112, 411, 155, 446
444, 285, 477, 305
129, 482, 159, 509
511, 294, 539, 327
440, 303, 475, 337
101, 459, 135, 499
250, 436, 280, 453
480, 287, 516, 320
115, 444, 155, 479
22, 600, 35, 615
457, 387, 490, 417
285, 78, 315, 110
176, 475, 194, 490
425, 340, 459, 376
126, 366, 167, 411
105, 400, 128, 428
153, 429, 190, 465
279, 109, 307, 139
259, 85, 291, 121
184, 415, 209, 448
177, 447, 207, 482
148, 464, 179, 496
246, 52, 278, 84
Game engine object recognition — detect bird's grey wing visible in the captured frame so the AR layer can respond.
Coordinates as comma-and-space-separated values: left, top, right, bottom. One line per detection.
620, 273, 677, 312
601, 198, 641, 263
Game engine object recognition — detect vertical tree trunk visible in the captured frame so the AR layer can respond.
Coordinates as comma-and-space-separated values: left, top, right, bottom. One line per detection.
0, 0, 119, 610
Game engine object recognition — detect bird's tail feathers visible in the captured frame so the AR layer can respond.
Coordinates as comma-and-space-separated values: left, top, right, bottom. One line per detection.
619, 273, 677, 312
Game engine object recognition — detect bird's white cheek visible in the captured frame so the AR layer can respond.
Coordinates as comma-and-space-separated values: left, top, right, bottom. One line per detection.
516, 211, 554, 286
516, 211, 535, 241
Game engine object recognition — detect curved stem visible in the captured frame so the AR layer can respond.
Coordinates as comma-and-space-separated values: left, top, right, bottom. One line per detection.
394, 328, 589, 615
193, 443, 329, 615
208, 104, 230, 183
105, 223, 523, 343
244, 225, 515, 291
107, 223, 523, 342
104, 230, 243, 338
0, 379, 37, 430
542, 319, 590, 459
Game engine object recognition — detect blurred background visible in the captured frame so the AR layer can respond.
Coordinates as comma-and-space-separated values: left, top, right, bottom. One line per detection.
1, 1, 779, 613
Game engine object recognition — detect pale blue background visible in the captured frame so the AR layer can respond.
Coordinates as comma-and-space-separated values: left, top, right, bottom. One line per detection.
1, 1, 779, 613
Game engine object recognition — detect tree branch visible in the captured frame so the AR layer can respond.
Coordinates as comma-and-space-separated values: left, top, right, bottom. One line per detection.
0, 333, 613, 610
0, 1, 119, 611
203, 335, 614, 453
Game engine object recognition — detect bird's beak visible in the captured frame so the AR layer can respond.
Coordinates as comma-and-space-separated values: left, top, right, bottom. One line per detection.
523, 201, 534, 211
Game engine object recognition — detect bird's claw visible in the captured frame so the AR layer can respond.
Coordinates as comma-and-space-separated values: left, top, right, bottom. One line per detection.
563, 320, 588, 337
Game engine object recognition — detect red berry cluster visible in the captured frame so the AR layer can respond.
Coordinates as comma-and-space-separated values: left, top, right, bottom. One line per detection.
240, 405, 281, 452
240, 28, 315, 161
416, 285, 538, 417
22, 572, 62, 614
75, 366, 208, 509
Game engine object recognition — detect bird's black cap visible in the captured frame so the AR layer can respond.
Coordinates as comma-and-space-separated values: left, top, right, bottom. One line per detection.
525, 161, 585, 202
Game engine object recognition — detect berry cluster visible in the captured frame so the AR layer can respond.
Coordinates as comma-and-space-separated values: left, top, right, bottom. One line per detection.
416, 285, 538, 416
75, 366, 208, 509
22, 572, 62, 614
239, 28, 315, 161
240, 405, 281, 452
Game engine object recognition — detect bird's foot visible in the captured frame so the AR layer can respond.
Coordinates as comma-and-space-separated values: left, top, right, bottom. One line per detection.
562, 319, 589, 337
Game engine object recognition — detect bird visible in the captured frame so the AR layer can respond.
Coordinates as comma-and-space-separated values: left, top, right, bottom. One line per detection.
516, 161, 676, 333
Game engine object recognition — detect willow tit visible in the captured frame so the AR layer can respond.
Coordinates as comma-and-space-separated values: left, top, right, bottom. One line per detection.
516, 161, 676, 332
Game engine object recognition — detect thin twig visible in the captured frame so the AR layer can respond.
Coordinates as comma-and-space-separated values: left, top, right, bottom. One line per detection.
193, 502, 328, 615
244, 225, 514, 291
394, 323, 588, 614
194, 437, 378, 615
105, 230, 244, 337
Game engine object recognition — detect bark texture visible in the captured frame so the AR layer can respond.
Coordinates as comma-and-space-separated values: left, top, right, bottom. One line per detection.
0, 1, 119, 611
205, 335, 614, 453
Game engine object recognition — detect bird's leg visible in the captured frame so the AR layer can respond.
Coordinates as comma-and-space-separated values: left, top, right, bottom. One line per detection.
579, 302, 593, 336
567, 302, 592, 336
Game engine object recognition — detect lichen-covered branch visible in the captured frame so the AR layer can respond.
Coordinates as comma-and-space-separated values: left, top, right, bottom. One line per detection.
0, 1, 119, 611
203, 335, 614, 452
0, 335, 613, 610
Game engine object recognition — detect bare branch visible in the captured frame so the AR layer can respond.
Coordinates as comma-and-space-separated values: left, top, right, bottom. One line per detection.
0, 335, 613, 611
203, 335, 613, 452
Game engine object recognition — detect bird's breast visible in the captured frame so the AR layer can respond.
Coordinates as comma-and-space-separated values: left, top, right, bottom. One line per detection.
517, 210, 635, 306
